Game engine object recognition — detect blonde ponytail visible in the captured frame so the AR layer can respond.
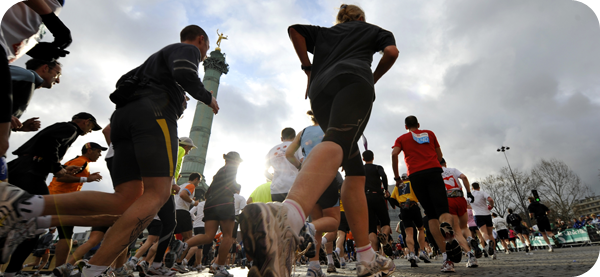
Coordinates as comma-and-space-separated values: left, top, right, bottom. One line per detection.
336, 4, 365, 25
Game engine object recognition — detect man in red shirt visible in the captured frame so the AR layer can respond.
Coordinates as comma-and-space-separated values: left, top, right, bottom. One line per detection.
391, 115, 460, 273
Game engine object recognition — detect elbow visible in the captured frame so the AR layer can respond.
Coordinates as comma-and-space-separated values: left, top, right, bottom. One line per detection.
384, 46, 399, 59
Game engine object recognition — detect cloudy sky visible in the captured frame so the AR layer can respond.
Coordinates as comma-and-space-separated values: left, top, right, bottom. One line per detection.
3, 0, 600, 200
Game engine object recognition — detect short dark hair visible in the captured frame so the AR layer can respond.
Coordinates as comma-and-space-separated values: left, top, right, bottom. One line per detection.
405, 115, 419, 128
362, 150, 374, 162
472, 182, 480, 189
528, 196, 535, 202
25, 59, 61, 71
180, 25, 208, 43
492, 212, 497, 217
281, 127, 296, 140
189, 173, 201, 181
508, 208, 513, 214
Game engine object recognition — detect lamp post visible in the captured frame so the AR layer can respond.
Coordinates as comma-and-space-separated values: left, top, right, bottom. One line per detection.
497, 146, 532, 227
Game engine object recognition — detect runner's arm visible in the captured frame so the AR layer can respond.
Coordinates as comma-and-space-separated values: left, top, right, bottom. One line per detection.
487, 197, 494, 208
179, 189, 194, 204
285, 131, 302, 169
288, 27, 312, 98
246, 197, 253, 205
391, 147, 402, 184
373, 45, 399, 84
378, 166, 389, 192
459, 173, 471, 193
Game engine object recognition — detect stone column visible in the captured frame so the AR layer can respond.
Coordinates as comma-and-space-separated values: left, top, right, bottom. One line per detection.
178, 49, 229, 192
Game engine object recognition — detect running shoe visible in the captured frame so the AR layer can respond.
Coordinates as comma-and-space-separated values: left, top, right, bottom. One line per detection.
213, 266, 233, 277
377, 233, 394, 257
505, 249, 510, 254
525, 245, 529, 253
0, 182, 32, 237
341, 257, 347, 269
548, 246, 554, 252
239, 203, 300, 277
307, 266, 326, 277
136, 261, 149, 277
486, 241, 495, 257
146, 265, 176, 276
1, 217, 37, 264
327, 263, 337, 273
112, 266, 130, 277
408, 252, 418, 267
419, 250, 431, 263
356, 253, 395, 277
333, 251, 341, 268
465, 253, 478, 268
53, 263, 74, 277
492, 253, 497, 260
468, 238, 482, 258
439, 222, 455, 241
441, 260, 455, 273
445, 239, 462, 263
171, 263, 189, 273
299, 223, 316, 258
164, 239, 185, 269
124, 259, 136, 272
123, 262, 134, 277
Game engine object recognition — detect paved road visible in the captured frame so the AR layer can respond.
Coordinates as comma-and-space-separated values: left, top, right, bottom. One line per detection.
185, 245, 599, 277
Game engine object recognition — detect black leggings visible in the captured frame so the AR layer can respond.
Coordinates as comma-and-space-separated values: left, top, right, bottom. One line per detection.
154, 195, 177, 263
409, 169, 448, 220
310, 74, 374, 176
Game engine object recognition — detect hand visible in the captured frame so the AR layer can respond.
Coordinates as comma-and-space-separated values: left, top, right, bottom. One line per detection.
26, 42, 70, 61
488, 205, 493, 210
20, 117, 41, 132
65, 165, 81, 175
395, 180, 405, 190
384, 190, 391, 198
55, 168, 67, 178
10, 116, 22, 130
88, 172, 102, 182
172, 184, 180, 194
194, 200, 199, 206
467, 192, 474, 203
209, 92, 219, 114
40, 12, 72, 49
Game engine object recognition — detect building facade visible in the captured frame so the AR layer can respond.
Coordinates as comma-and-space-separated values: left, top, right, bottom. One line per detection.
573, 195, 600, 216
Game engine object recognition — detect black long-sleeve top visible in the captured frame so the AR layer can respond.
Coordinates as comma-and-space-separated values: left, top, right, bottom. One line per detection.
364, 163, 389, 194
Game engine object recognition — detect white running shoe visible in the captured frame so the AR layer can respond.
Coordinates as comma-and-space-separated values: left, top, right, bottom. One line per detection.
171, 263, 189, 273
213, 266, 233, 277
146, 265, 176, 276
356, 253, 395, 277
419, 250, 431, 263
408, 252, 418, 267
136, 261, 149, 277
307, 266, 325, 277
327, 263, 337, 273
441, 260, 455, 273
239, 203, 300, 277
0, 182, 30, 237
466, 253, 478, 268
53, 263, 74, 277
164, 240, 185, 268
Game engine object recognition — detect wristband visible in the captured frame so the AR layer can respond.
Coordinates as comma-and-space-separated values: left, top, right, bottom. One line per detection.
80, 177, 88, 182
301, 65, 312, 71
394, 177, 401, 181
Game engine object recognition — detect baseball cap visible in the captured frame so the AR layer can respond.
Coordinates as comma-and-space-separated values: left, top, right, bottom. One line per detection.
82, 142, 108, 152
179, 137, 197, 148
224, 151, 243, 162
401, 173, 408, 178
72, 112, 101, 131
440, 158, 446, 165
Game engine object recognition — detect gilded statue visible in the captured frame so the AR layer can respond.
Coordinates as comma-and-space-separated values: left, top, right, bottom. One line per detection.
216, 29, 228, 50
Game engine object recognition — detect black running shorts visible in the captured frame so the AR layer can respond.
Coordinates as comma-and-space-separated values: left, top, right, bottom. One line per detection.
174, 209, 193, 234
316, 174, 341, 209
147, 219, 163, 236
514, 225, 529, 235
57, 226, 74, 240
400, 204, 423, 230
475, 215, 493, 228
409, 168, 448, 220
311, 74, 373, 177
367, 193, 391, 234
497, 229, 509, 240
338, 211, 350, 232
110, 90, 178, 186
536, 216, 552, 232
204, 201, 235, 222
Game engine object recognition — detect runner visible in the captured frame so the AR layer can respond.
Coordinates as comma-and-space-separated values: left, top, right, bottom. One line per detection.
230, 185, 246, 267
49, 143, 106, 269
1, 0, 72, 159
470, 182, 498, 260
467, 204, 487, 257
183, 196, 209, 272
180, 152, 242, 277
440, 159, 480, 267
285, 111, 343, 277
242, 4, 398, 276
492, 213, 511, 254
0, 25, 218, 277
362, 150, 393, 257
246, 181, 272, 204
265, 127, 301, 202
389, 172, 431, 267
23, 227, 56, 276
506, 208, 532, 252
527, 197, 558, 252
171, 173, 202, 272
391, 115, 460, 273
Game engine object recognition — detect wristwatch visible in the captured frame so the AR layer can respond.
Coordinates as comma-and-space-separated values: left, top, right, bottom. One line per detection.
394, 176, 401, 181
301, 65, 312, 71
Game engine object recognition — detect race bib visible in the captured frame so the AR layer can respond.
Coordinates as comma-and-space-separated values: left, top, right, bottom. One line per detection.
411, 132, 430, 144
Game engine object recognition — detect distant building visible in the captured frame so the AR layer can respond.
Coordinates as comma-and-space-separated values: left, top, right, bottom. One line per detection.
573, 195, 600, 216
72, 229, 91, 245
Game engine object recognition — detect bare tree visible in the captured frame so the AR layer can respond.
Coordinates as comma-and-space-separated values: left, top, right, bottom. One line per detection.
478, 174, 511, 218
531, 158, 592, 220
496, 167, 535, 217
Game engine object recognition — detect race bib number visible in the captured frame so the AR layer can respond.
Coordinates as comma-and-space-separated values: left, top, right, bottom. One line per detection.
411, 132, 430, 144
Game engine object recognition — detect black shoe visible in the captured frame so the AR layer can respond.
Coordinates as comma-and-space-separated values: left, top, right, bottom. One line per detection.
333, 251, 340, 268
469, 239, 482, 258
446, 240, 462, 263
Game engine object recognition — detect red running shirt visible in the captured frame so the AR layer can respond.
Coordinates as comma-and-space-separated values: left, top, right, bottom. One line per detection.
392, 130, 441, 175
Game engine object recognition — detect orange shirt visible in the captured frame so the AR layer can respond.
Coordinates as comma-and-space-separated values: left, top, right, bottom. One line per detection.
215, 232, 223, 246
347, 231, 354, 240
48, 156, 91, 194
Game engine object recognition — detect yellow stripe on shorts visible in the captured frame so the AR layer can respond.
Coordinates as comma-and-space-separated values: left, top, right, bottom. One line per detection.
156, 119, 174, 177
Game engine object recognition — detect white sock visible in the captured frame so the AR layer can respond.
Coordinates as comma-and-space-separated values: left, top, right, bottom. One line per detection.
152, 262, 161, 269
282, 199, 305, 234
82, 264, 108, 277
442, 252, 448, 261
309, 261, 320, 268
35, 215, 52, 229
131, 257, 139, 263
321, 236, 328, 245
211, 263, 218, 269
335, 247, 341, 255
341, 257, 346, 264
356, 244, 375, 263
17, 195, 45, 220
327, 254, 334, 264
182, 242, 188, 252
182, 258, 188, 266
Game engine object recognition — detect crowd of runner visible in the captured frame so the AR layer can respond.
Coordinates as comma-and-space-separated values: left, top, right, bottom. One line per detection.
0, 1, 568, 277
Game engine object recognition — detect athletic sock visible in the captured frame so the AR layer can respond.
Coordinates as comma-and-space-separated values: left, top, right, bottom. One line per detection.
321, 236, 328, 245
309, 261, 320, 268
182, 258, 188, 266
35, 215, 51, 229
83, 264, 108, 277
282, 199, 305, 234
356, 244, 375, 263
327, 254, 334, 264
17, 195, 45, 220
442, 252, 448, 261
131, 257, 139, 263
335, 247, 341, 255
182, 242, 188, 252
341, 257, 346, 264
152, 262, 162, 269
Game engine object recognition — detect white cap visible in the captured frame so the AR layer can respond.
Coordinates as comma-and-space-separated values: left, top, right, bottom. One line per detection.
179, 137, 197, 148
401, 173, 408, 178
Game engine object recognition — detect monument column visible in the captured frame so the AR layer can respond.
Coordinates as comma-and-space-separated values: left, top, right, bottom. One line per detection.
178, 48, 229, 190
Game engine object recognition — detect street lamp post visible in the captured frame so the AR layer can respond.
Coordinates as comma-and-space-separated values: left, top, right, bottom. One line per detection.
497, 146, 532, 227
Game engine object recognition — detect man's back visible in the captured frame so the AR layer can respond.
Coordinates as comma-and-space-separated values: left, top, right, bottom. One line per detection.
364, 163, 387, 193
471, 190, 491, 216
266, 141, 301, 194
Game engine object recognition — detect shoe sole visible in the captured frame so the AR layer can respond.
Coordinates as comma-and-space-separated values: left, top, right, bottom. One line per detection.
136, 265, 146, 277
470, 240, 483, 258
409, 259, 418, 267
240, 203, 298, 277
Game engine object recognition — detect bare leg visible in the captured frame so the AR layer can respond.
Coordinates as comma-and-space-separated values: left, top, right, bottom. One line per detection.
405, 228, 415, 253
51, 215, 119, 228
134, 236, 158, 260
335, 231, 346, 258
88, 177, 171, 266
143, 243, 157, 263
0, 122, 10, 158
452, 215, 471, 252
216, 220, 235, 266
184, 246, 198, 264
54, 238, 73, 266
184, 221, 220, 248
114, 249, 128, 268
427, 213, 452, 254
68, 231, 105, 264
